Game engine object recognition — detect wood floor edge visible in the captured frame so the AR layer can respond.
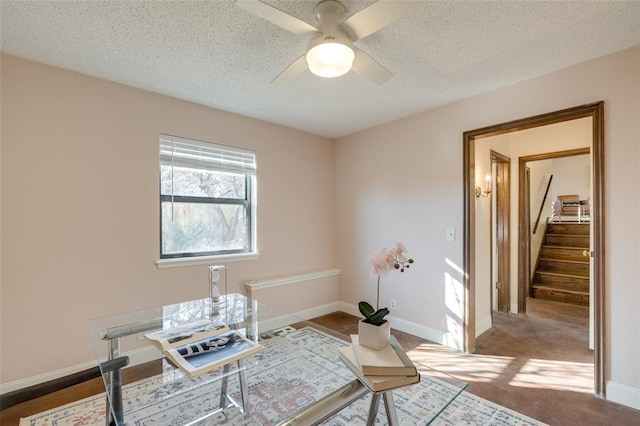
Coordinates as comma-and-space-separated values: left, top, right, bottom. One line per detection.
0, 367, 101, 410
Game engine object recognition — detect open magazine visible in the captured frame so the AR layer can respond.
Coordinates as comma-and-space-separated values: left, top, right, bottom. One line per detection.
165, 330, 264, 377
145, 319, 230, 351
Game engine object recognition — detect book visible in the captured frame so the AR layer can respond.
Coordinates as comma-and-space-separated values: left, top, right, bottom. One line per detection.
145, 319, 230, 351
165, 329, 264, 377
338, 346, 420, 392
350, 334, 417, 377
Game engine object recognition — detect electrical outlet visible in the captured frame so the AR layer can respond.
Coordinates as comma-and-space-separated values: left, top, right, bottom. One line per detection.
389, 298, 397, 310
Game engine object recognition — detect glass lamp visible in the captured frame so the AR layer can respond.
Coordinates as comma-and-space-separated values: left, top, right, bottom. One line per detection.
306, 32, 355, 78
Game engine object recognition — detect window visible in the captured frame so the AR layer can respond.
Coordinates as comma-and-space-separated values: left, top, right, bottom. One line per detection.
159, 135, 256, 259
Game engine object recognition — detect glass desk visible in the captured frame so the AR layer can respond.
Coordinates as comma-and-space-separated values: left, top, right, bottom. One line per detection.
87, 293, 466, 425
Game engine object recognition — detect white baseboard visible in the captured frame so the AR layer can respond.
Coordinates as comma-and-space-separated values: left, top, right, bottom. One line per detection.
1, 359, 97, 395
606, 380, 640, 410
337, 301, 363, 320
476, 315, 492, 337
294, 301, 342, 320
253, 302, 342, 335
0, 346, 158, 396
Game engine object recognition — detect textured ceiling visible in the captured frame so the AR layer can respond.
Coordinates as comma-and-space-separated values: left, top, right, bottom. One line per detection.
2, 0, 640, 138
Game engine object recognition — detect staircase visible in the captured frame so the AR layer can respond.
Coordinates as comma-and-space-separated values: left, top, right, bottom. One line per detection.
532, 222, 590, 306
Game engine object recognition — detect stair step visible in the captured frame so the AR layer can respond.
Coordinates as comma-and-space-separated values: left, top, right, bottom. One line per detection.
533, 273, 589, 291
542, 245, 589, 250
545, 233, 589, 237
541, 246, 590, 261
546, 223, 590, 235
536, 273, 589, 281
536, 262, 589, 280
536, 270, 588, 278
545, 234, 590, 248
532, 284, 589, 295
538, 257, 589, 266
538, 258, 589, 276
532, 285, 590, 306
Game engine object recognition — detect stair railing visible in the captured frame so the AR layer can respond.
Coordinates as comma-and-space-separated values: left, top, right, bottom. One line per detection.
532, 174, 553, 234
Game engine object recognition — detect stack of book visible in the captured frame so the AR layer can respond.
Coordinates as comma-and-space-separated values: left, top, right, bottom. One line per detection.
338, 334, 420, 392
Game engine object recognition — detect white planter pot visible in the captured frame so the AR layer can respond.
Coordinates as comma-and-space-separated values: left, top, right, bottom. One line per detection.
358, 319, 391, 350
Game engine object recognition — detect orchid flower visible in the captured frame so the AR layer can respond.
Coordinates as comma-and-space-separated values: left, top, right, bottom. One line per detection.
362, 243, 415, 318
369, 247, 394, 277
393, 242, 408, 262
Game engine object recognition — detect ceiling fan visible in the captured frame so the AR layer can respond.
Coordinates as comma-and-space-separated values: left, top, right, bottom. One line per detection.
235, 0, 418, 84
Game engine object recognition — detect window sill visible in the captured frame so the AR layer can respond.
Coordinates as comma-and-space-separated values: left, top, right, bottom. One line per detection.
155, 252, 259, 269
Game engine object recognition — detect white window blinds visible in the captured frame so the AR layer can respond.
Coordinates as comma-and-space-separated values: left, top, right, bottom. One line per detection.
160, 134, 256, 175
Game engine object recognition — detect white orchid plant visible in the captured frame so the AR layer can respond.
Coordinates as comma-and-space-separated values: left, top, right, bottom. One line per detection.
359, 243, 414, 326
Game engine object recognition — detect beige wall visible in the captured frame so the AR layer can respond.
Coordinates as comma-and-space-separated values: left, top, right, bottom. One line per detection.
0, 55, 338, 385
336, 46, 639, 406
550, 155, 591, 201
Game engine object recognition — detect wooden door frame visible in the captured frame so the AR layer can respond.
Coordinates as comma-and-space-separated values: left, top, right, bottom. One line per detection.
524, 166, 531, 296
462, 101, 605, 397
492, 150, 511, 313
518, 147, 590, 312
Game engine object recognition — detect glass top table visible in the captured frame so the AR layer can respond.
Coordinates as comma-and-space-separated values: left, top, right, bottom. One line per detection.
87, 293, 466, 425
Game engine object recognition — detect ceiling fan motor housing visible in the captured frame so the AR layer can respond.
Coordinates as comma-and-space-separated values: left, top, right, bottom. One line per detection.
310, 0, 352, 50
314, 0, 347, 26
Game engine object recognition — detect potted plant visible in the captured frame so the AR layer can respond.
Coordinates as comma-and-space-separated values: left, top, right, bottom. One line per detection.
358, 243, 414, 350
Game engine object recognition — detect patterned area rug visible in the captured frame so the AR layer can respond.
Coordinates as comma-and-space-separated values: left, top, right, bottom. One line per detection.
20, 327, 545, 425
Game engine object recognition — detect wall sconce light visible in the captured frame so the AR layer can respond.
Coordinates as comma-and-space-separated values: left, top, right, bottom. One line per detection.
475, 174, 492, 198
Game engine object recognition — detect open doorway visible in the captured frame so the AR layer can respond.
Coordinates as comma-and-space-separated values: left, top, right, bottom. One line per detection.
520, 148, 591, 313
462, 102, 605, 397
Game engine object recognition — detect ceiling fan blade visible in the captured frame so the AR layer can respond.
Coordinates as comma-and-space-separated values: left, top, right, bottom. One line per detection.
342, 0, 419, 41
272, 54, 308, 83
235, 0, 318, 36
351, 48, 392, 85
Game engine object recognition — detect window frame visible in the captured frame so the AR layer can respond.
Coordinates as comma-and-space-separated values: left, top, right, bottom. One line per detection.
158, 134, 256, 260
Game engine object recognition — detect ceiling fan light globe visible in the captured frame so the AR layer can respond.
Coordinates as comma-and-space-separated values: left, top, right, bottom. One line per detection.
306, 42, 355, 78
